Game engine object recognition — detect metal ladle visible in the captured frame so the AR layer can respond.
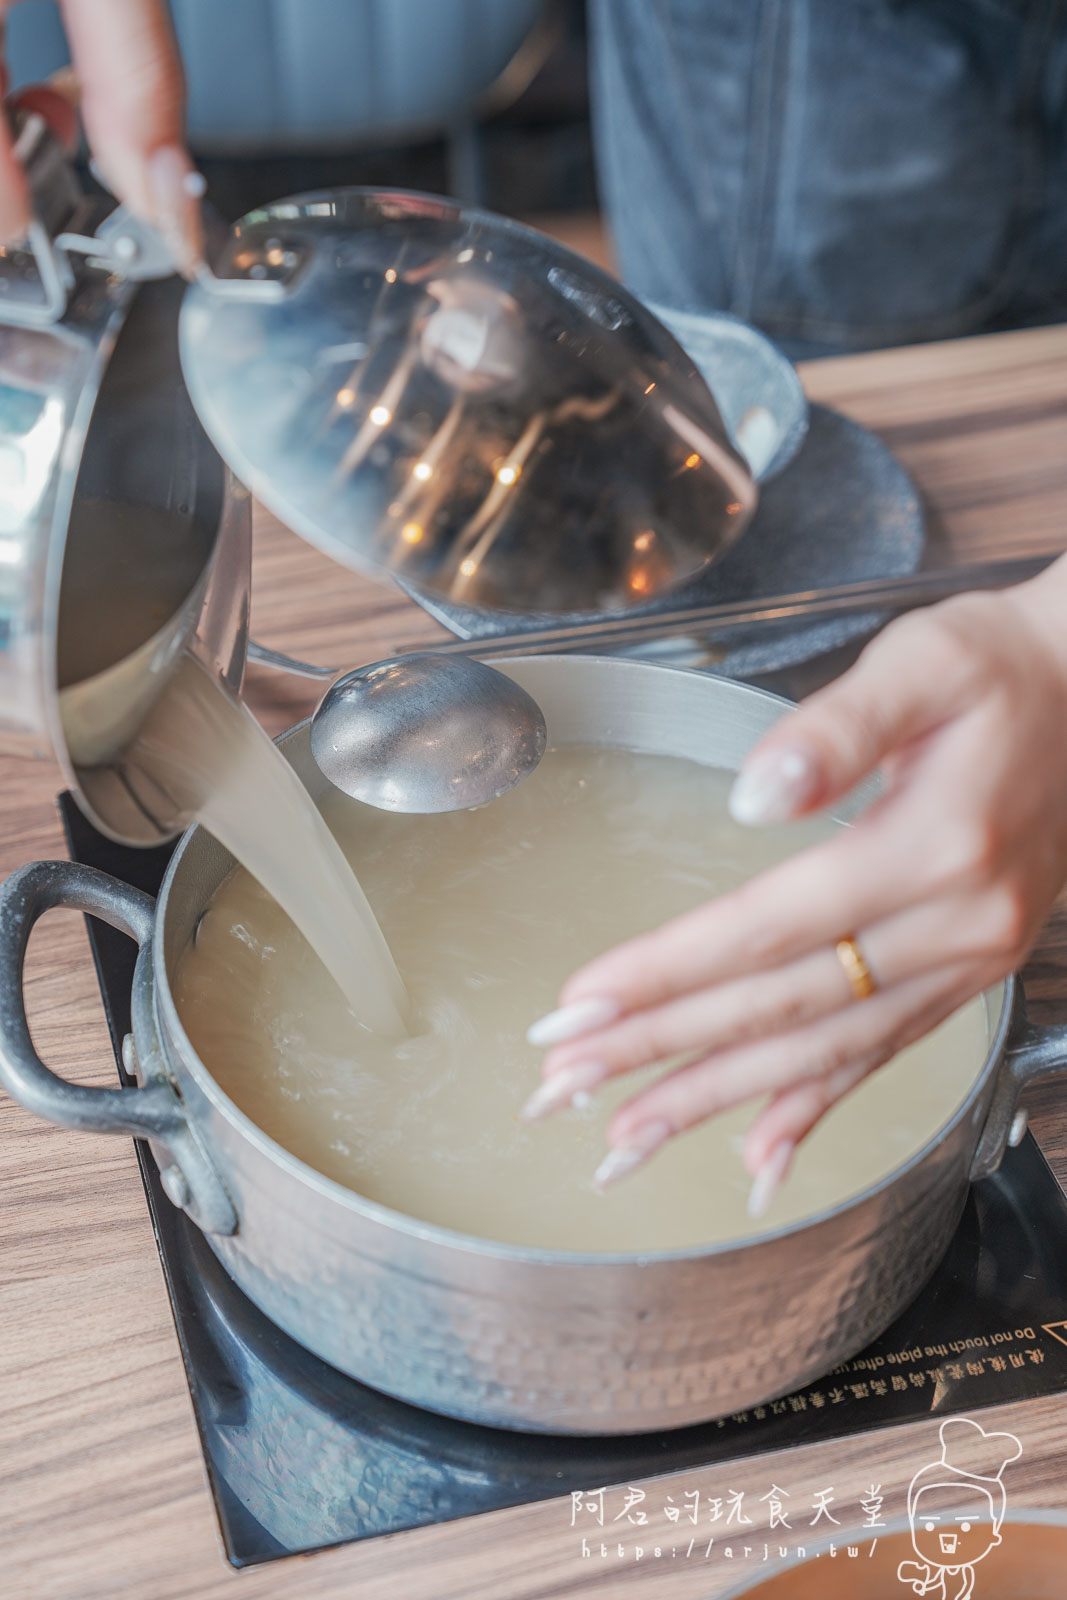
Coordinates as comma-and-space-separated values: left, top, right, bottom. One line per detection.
303, 553, 1053, 812
310, 652, 547, 812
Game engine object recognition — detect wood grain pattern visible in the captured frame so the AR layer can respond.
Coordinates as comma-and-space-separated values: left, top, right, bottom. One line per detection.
2, 323, 1067, 1600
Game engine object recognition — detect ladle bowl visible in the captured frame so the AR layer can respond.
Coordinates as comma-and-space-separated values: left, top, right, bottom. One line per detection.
310, 651, 547, 812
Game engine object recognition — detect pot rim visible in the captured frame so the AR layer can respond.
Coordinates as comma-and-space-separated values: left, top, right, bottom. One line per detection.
153, 653, 1014, 1267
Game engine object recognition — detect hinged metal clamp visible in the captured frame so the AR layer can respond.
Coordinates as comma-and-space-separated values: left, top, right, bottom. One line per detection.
0, 108, 177, 328
0, 109, 283, 329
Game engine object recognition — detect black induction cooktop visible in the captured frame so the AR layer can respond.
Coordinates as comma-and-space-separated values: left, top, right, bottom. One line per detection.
60, 793, 1067, 1569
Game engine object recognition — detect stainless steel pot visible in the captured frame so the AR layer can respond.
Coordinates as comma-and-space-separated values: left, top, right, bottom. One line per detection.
1, 656, 1065, 1434
0, 109, 251, 845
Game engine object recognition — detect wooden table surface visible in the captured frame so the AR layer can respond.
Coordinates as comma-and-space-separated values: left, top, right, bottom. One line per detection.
2, 323, 1067, 1600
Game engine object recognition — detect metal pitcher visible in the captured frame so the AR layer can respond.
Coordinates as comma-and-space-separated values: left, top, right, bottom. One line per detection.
0, 102, 251, 845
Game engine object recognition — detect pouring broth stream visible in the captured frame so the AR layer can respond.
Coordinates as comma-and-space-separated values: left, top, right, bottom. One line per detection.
127, 654, 408, 1035
174, 743, 990, 1253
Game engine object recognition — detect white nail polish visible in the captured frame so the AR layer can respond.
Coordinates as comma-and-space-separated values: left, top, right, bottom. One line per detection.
728, 748, 818, 827
526, 996, 620, 1048
520, 1062, 607, 1121
519, 1078, 572, 1120
747, 1141, 795, 1219
593, 1120, 672, 1190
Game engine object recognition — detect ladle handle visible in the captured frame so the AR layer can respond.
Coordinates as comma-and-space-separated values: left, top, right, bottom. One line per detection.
426, 555, 1056, 661
249, 555, 1056, 685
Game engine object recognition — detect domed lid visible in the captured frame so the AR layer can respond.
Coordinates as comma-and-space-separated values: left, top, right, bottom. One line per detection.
179, 188, 757, 616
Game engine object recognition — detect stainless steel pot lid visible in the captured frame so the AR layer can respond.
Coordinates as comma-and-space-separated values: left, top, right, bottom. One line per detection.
179, 188, 758, 615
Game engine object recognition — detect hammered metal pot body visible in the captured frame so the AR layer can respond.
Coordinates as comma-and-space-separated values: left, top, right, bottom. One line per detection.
142, 656, 1014, 1434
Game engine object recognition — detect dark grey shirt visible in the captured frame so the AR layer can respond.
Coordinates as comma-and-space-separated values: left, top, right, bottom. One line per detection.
589, 0, 1067, 356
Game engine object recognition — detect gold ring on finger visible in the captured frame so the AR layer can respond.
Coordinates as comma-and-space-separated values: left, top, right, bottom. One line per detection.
835, 934, 877, 1002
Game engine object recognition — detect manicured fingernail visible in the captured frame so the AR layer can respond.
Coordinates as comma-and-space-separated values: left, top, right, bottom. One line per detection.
747, 1140, 795, 1219
147, 144, 204, 274
728, 747, 820, 826
521, 1061, 608, 1121
593, 1120, 672, 1190
526, 997, 620, 1048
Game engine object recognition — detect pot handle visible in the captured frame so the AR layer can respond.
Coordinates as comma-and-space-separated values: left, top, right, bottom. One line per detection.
0, 861, 237, 1234
0, 861, 184, 1136
970, 1003, 1067, 1182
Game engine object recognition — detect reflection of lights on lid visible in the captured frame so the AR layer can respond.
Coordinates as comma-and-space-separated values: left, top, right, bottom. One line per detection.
384, 267, 398, 283
684, 452, 701, 469
457, 248, 475, 262
634, 530, 655, 551
233, 249, 255, 270
496, 463, 520, 485
726, 501, 743, 514
401, 522, 424, 544
412, 461, 433, 481
644, 381, 656, 394
336, 387, 356, 408
369, 405, 392, 426
266, 247, 285, 267
629, 569, 651, 594
459, 557, 478, 577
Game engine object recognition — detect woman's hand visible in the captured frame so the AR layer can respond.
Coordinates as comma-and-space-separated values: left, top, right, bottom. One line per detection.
0, 0, 200, 270
522, 559, 1067, 1213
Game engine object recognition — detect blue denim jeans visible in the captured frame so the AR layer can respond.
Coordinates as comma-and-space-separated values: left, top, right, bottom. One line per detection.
589, 0, 1067, 355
